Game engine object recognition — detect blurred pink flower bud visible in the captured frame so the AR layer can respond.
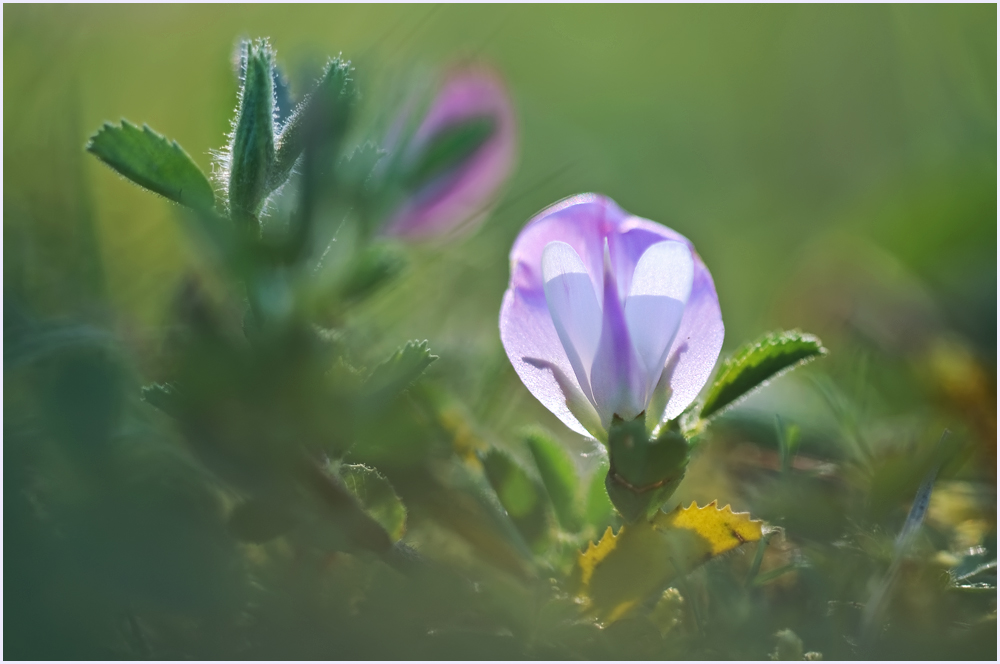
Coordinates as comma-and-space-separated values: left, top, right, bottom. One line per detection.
384, 66, 517, 239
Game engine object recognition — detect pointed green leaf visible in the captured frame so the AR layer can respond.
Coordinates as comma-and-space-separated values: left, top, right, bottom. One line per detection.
228, 39, 276, 223
339, 464, 407, 541
86, 120, 215, 211
525, 430, 582, 532
699, 330, 827, 420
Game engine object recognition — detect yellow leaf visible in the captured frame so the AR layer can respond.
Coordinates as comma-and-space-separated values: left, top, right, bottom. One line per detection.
574, 501, 763, 623
656, 500, 763, 556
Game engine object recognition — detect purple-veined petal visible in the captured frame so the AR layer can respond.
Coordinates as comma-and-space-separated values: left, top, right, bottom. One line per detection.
384, 66, 517, 239
541, 241, 602, 404
625, 240, 694, 396
589, 242, 647, 425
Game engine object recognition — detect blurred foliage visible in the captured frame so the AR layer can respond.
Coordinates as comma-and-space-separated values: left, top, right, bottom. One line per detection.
4, 5, 996, 660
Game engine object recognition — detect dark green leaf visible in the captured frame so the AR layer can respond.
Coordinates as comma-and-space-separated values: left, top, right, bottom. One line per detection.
699, 330, 827, 420
228, 39, 276, 223
524, 430, 582, 532
405, 116, 495, 190
86, 120, 215, 211
339, 464, 407, 541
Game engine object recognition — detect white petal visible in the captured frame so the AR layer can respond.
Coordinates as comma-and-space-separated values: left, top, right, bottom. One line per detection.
624, 240, 694, 395
542, 241, 603, 404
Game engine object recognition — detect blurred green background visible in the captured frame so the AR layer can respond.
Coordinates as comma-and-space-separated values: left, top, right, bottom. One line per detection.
6, 4, 995, 344
4, 5, 996, 659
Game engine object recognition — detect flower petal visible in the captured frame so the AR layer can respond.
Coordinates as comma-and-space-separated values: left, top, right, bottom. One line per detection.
499, 287, 593, 438
660, 261, 725, 421
625, 240, 694, 395
589, 243, 647, 426
541, 241, 603, 404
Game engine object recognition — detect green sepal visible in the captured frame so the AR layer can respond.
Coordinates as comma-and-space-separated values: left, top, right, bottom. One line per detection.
605, 416, 689, 523
699, 330, 826, 421
86, 120, 215, 211
228, 39, 276, 225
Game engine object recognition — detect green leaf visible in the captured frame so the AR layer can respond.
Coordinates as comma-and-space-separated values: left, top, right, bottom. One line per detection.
364, 340, 437, 406
584, 462, 615, 531
339, 464, 407, 541
524, 430, 582, 532
699, 330, 827, 420
405, 116, 495, 190
86, 120, 215, 211
481, 448, 549, 548
228, 39, 276, 223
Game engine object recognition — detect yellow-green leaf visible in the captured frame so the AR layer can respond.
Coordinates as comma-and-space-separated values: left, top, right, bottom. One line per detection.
574, 501, 763, 623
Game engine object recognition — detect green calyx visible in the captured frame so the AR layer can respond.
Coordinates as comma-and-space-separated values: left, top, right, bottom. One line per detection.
605, 414, 690, 523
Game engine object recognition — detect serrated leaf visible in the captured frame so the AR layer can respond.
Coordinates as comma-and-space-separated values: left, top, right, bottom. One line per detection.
699, 330, 827, 420
575, 501, 763, 623
525, 430, 582, 532
86, 120, 215, 211
364, 340, 437, 406
339, 464, 407, 541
